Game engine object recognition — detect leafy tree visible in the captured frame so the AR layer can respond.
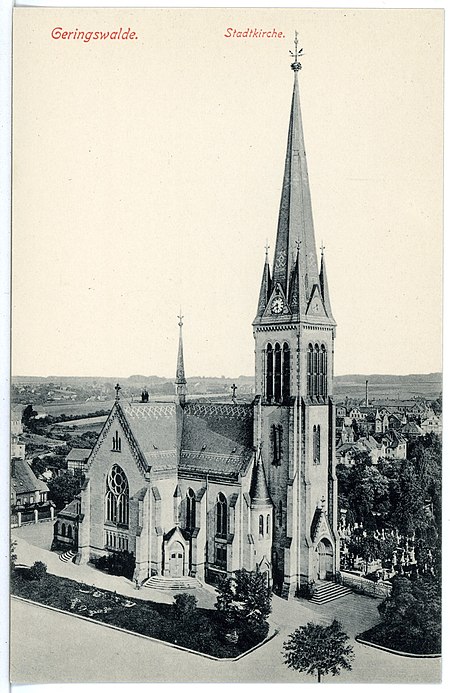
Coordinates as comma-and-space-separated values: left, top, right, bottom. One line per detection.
47, 471, 84, 510
377, 575, 440, 654
173, 593, 198, 621
28, 561, 47, 581
283, 620, 354, 683
22, 404, 37, 428
31, 456, 47, 477
215, 569, 272, 637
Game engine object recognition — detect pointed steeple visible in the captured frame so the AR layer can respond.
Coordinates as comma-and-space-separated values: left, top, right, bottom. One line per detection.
272, 62, 319, 306
319, 246, 335, 321
256, 243, 272, 317
250, 447, 272, 507
175, 312, 187, 404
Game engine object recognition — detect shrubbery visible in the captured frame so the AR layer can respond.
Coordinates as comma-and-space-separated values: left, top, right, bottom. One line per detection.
28, 561, 47, 581
93, 550, 136, 580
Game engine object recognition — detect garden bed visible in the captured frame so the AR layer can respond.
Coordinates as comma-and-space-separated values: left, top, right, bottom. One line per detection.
358, 623, 441, 656
11, 568, 267, 658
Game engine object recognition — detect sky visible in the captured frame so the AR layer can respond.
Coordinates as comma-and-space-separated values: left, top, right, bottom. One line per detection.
11, 7, 443, 379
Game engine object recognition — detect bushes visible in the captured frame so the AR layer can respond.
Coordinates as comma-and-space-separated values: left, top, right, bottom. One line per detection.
93, 550, 135, 580
28, 561, 47, 581
360, 574, 441, 654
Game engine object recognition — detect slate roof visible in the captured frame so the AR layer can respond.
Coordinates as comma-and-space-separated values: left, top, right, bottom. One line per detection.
66, 448, 91, 461
119, 402, 178, 471
180, 402, 254, 480
11, 459, 49, 495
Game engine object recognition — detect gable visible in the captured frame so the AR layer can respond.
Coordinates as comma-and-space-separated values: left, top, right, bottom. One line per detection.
305, 284, 327, 318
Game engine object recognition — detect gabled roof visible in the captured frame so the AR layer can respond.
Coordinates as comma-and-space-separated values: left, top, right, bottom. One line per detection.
66, 448, 91, 461
119, 401, 178, 471
12, 459, 49, 495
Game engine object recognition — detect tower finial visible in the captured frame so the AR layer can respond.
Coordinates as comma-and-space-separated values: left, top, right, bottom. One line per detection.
114, 383, 121, 401
175, 312, 187, 404
264, 239, 270, 260
320, 241, 325, 257
289, 30, 303, 72
178, 308, 184, 328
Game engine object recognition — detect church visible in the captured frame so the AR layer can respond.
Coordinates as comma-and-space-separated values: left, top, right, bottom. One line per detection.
72, 39, 340, 598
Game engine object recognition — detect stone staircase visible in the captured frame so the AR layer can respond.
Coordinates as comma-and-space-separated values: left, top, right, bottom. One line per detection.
310, 580, 353, 605
142, 575, 202, 591
59, 549, 77, 563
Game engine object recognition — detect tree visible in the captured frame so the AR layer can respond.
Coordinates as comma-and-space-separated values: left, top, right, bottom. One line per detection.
28, 561, 47, 581
377, 575, 440, 654
22, 404, 37, 428
283, 620, 354, 683
215, 569, 272, 638
47, 471, 84, 510
173, 593, 198, 621
31, 456, 47, 477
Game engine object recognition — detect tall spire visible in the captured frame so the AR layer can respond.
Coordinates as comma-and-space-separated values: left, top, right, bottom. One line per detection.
175, 312, 187, 404
272, 33, 320, 308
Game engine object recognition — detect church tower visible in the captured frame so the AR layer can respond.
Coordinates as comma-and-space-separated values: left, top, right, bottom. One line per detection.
253, 34, 339, 596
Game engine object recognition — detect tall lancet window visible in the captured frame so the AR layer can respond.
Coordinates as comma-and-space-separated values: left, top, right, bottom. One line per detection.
274, 343, 282, 402
313, 344, 320, 395
216, 493, 228, 537
282, 343, 291, 401
321, 345, 328, 397
186, 488, 196, 531
105, 464, 129, 527
307, 344, 314, 395
313, 425, 321, 465
266, 344, 273, 402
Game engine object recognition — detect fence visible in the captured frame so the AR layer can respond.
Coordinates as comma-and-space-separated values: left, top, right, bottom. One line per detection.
340, 570, 392, 599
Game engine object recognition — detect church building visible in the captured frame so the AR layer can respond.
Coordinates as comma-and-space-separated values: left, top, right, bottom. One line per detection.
74, 38, 340, 597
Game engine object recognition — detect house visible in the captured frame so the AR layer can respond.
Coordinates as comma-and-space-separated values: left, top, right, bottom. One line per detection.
65, 448, 92, 474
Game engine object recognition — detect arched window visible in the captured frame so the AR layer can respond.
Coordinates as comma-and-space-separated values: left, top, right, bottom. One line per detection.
307, 344, 313, 395
186, 488, 196, 531
216, 493, 227, 537
105, 464, 129, 527
313, 344, 320, 395
272, 424, 283, 465
313, 425, 321, 465
67, 524, 73, 539
278, 500, 283, 527
266, 344, 273, 402
259, 514, 264, 538
61, 523, 66, 537
282, 343, 290, 401
266, 514, 271, 535
274, 343, 282, 402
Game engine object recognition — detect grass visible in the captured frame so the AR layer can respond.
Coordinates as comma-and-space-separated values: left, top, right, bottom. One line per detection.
11, 568, 267, 658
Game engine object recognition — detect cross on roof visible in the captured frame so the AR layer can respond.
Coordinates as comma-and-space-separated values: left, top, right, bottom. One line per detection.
289, 30, 303, 72
178, 310, 184, 328
264, 239, 270, 258
114, 383, 121, 401
320, 242, 326, 256
231, 383, 237, 398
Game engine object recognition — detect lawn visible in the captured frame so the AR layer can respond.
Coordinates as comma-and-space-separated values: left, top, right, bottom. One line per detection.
11, 568, 266, 659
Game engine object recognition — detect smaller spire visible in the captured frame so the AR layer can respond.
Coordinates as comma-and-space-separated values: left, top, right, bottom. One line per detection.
255, 247, 272, 317
175, 311, 187, 404
319, 247, 335, 322
250, 447, 272, 507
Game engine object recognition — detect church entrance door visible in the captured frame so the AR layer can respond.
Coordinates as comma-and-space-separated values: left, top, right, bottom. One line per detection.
169, 541, 184, 578
317, 539, 333, 580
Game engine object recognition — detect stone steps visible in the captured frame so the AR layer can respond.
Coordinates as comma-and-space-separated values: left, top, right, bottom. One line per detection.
59, 549, 77, 563
142, 575, 202, 591
310, 581, 353, 604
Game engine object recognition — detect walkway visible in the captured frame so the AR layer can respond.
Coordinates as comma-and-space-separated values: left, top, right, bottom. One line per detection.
11, 523, 441, 684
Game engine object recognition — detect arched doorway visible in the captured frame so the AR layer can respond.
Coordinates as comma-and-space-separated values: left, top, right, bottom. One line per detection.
168, 541, 185, 578
317, 538, 333, 580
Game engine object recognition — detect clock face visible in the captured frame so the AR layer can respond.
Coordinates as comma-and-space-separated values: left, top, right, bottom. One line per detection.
271, 296, 284, 314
